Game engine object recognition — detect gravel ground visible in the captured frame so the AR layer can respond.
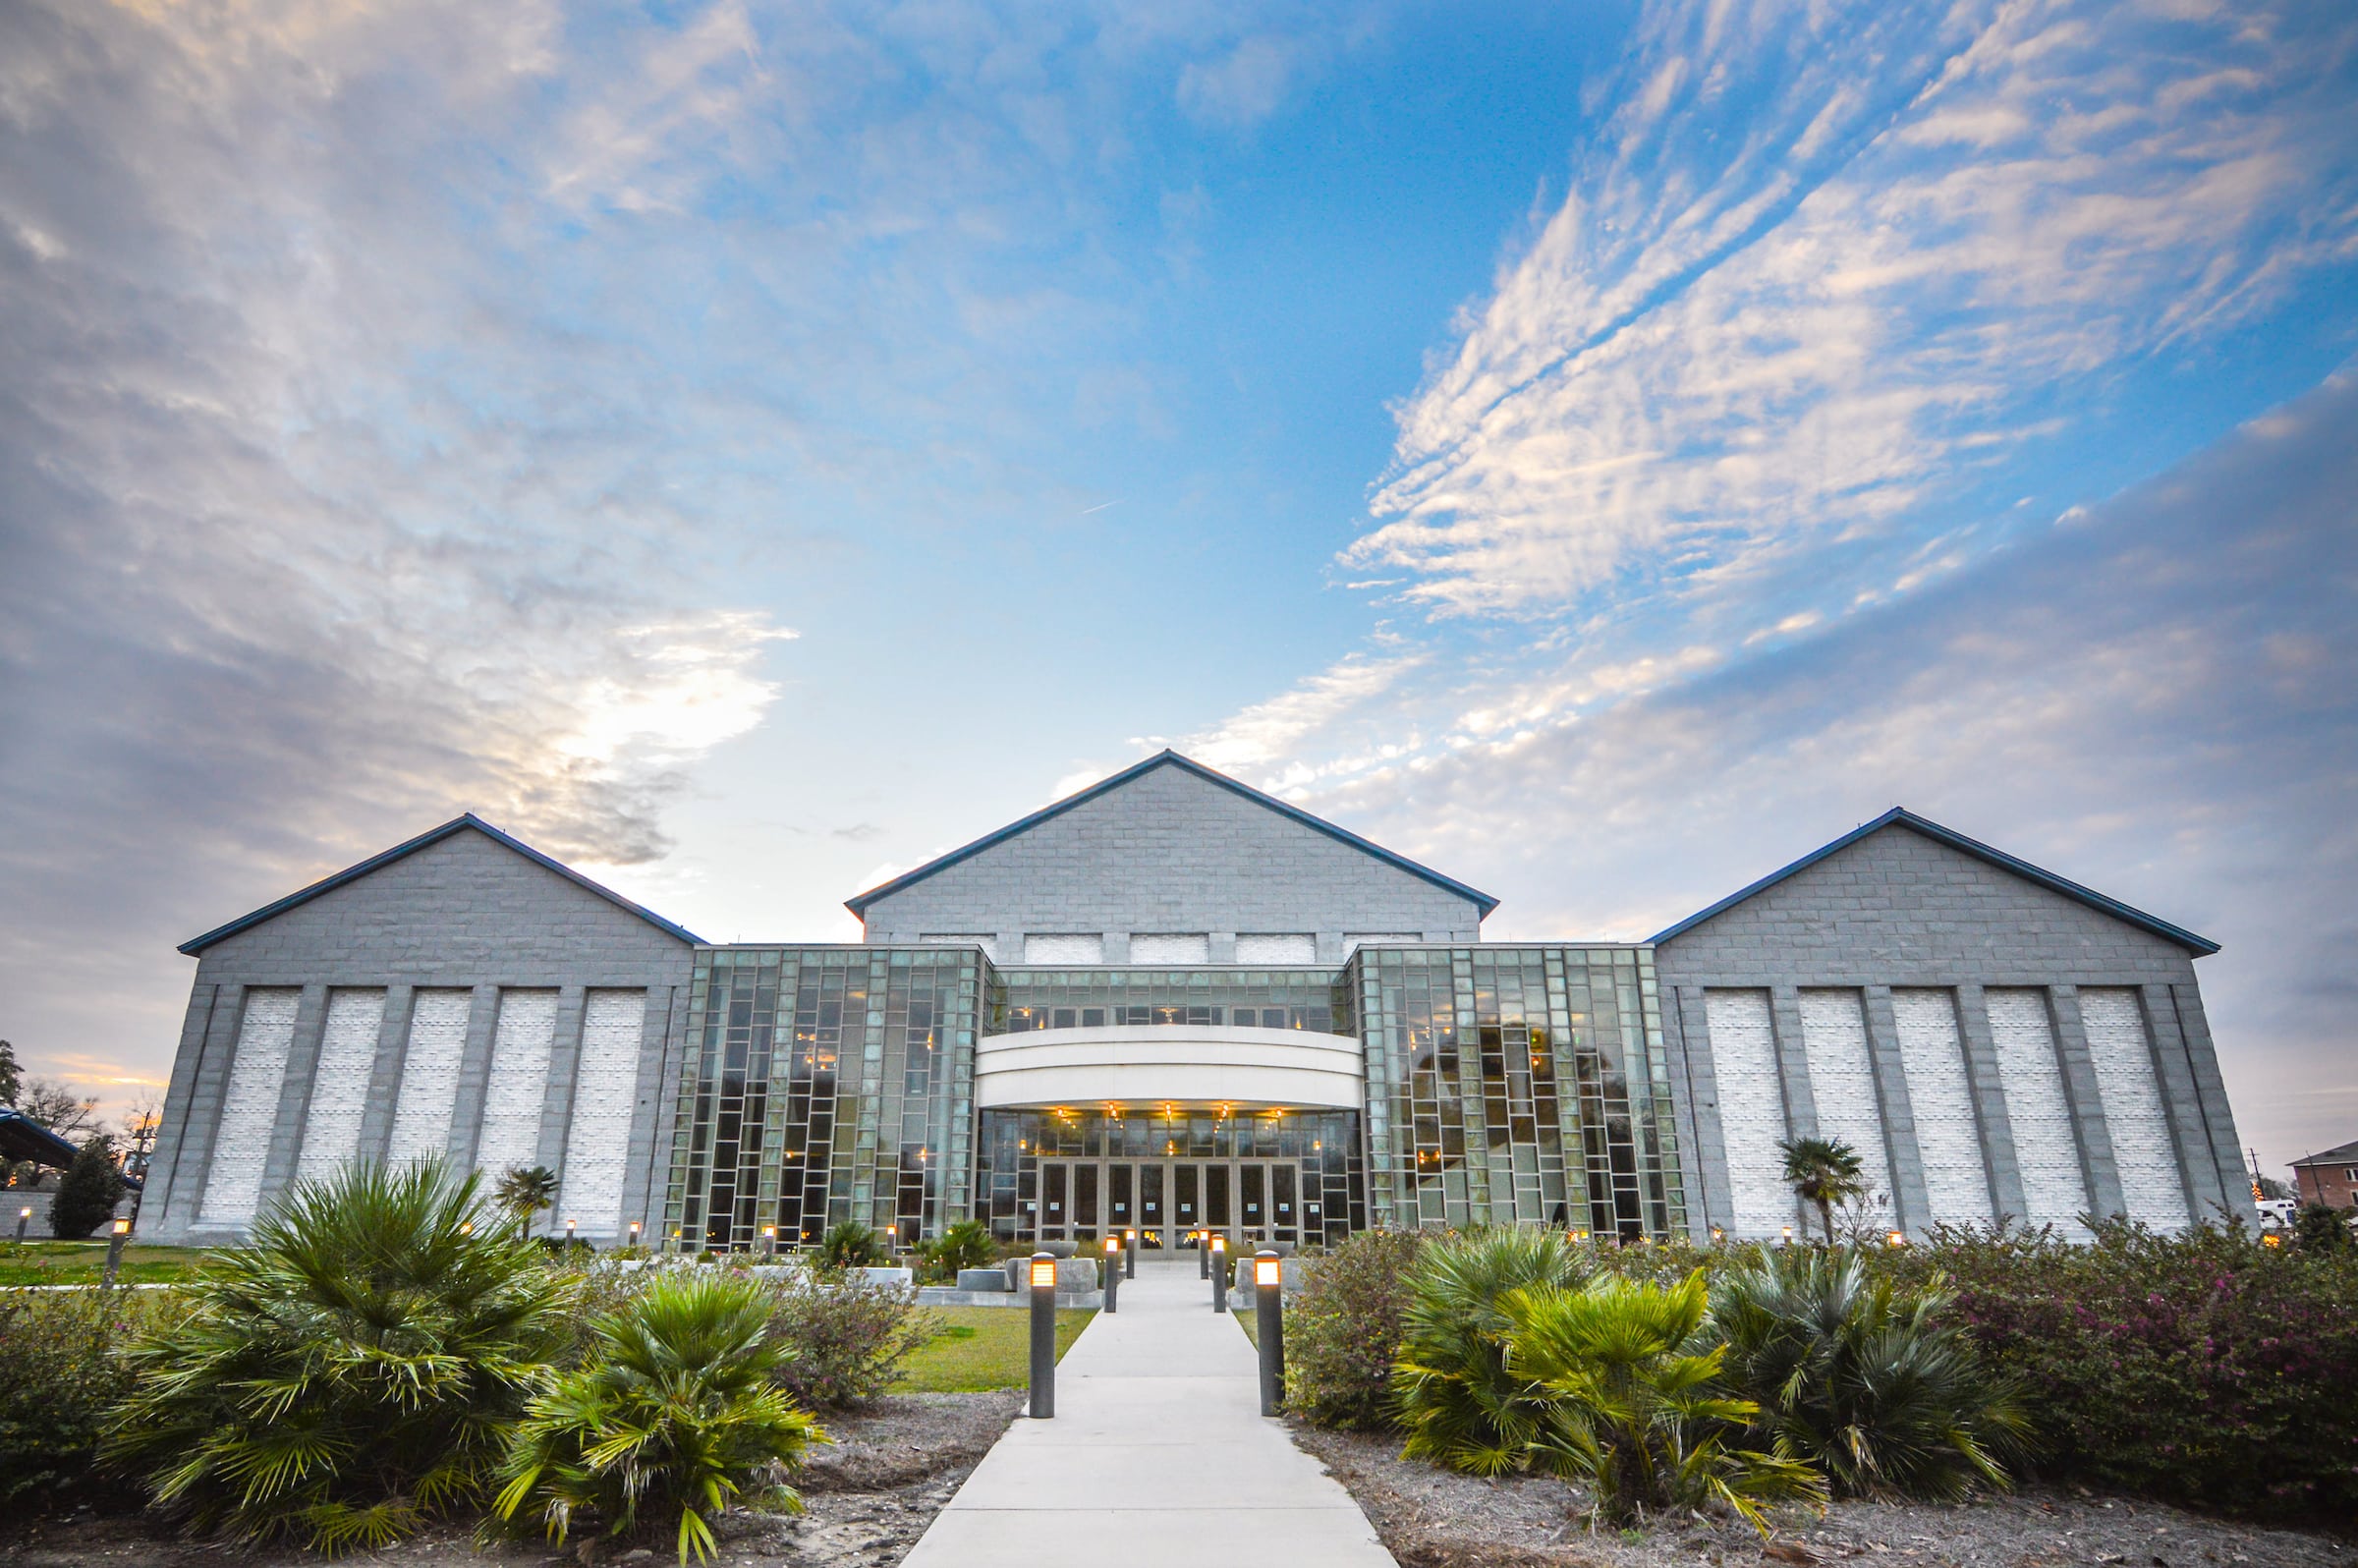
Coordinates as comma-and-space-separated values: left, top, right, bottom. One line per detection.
1289, 1427, 2358, 1568
0, 1391, 1020, 1568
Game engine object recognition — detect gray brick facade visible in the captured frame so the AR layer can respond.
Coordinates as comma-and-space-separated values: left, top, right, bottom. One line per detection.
143, 768, 2252, 1255
145, 825, 694, 1244
1656, 819, 2251, 1240
855, 756, 1486, 962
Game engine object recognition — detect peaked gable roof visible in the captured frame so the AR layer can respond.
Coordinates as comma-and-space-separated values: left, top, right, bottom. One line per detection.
2291, 1139, 2358, 1169
179, 814, 702, 955
1648, 807, 2218, 956
845, 750, 1500, 920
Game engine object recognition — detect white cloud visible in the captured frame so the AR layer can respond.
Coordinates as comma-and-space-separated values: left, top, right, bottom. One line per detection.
1352, 0, 2358, 624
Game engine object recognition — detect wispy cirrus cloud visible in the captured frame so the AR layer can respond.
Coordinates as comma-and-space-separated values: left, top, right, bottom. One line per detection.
1352, 0, 2358, 622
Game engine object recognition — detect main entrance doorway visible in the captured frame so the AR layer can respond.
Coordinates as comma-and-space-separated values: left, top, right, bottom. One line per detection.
1033, 1157, 1326, 1249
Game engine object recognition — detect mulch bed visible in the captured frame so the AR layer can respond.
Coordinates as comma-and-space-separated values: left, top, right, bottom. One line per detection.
1287, 1426, 2358, 1568
0, 1391, 1021, 1568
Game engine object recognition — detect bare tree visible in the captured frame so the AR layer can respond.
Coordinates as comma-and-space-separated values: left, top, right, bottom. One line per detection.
118, 1092, 163, 1181
15, 1078, 102, 1142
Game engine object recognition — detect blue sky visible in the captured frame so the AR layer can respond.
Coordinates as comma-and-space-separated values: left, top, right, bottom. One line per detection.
3, 0, 2354, 1180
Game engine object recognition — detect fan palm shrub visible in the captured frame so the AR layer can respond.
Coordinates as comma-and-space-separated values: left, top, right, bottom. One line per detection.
103, 1160, 570, 1553
493, 1273, 826, 1563
919, 1218, 997, 1281
1389, 1227, 1587, 1474
1503, 1270, 1826, 1533
816, 1220, 886, 1270
1711, 1248, 2031, 1500
1778, 1138, 1868, 1245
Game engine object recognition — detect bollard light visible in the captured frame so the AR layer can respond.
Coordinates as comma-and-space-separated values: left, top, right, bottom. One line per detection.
628, 1220, 643, 1245
1886, 1230, 1907, 1249
1710, 1226, 1725, 1245
1124, 1227, 1138, 1279
1210, 1234, 1228, 1314
1027, 1252, 1057, 1419
1198, 1228, 1211, 1279
1252, 1249, 1286, 1416
1101, 1234, 1122, 1314
762, 1224, 777, 1257
101, 1214, 133, 1290
565, 1218, 577, 1248
14, 1204, 28, 1244
1780, 1225, 1794, 1247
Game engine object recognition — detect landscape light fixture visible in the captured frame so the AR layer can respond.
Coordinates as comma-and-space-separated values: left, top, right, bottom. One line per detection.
565, 1218, 577, 1247
1254, 1254, 1281, 1288
628, 1221, 642, 1244
1101, 1234, 1122, 1313
1781, 1225, 1794, 1247
1886, 1230, 1907, 1248
1252, 1250, 1286, 1415
102, 1215, 133, 1290
1710, 1226, 1725, 1244
14, 1205, 28, 1243
1210, 1233, 1229, 1313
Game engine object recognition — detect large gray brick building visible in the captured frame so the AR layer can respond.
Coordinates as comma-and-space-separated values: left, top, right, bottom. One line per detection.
143, 752, 2255, 1249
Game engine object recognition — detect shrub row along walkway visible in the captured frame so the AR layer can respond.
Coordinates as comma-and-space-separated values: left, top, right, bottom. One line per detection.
901, 1259, 1395, 1568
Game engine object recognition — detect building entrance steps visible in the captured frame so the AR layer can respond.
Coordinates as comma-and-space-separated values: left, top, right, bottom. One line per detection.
898, 1258, 1396, 1568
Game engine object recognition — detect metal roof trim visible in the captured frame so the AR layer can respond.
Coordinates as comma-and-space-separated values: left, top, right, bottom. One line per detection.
1647, 807, 2219, 956
178, 814, 703, 954
844, 750, 1500, 920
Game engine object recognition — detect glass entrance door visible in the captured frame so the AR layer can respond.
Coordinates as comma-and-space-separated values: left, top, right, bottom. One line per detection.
1031, 1156, 1315, 1248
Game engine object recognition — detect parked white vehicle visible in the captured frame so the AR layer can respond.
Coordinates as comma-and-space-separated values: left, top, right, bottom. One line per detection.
2255, 1198, 2299, 1231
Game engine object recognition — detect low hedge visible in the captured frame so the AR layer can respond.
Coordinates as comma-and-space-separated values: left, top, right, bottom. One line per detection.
1877, 1218, 2358, 1522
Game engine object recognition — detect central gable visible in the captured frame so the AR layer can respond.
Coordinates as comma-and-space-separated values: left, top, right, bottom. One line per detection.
850, 752, 1491, 952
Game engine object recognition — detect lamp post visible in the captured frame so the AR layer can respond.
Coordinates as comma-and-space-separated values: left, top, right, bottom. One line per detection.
1101, 1234, 1121, 1314
1027, 1252, 1058, 1419
1209, 1234, 1228, 1314
101, 1215, 132, 1290
1253, 1250, 1286, 1416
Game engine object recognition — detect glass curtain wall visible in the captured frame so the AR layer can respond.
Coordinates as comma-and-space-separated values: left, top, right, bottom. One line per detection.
664, 947, 981, 1251
1352, 945, 1686, 1239
990, 968, 1346, 1034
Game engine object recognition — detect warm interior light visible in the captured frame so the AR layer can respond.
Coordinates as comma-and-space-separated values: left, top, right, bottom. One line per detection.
1031, 1258, 1058, 1287
1254, 1256, 1281, 1287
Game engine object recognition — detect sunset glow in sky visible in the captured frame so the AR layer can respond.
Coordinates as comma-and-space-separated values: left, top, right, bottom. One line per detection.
3, 0, 2354, 1179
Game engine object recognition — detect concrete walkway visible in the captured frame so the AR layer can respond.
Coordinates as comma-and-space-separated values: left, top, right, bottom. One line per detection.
900, 1259, 1396, 1568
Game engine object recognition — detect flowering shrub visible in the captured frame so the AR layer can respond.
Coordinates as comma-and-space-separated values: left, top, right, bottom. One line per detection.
1281, 1228, 1424, 1429
762, 1270, 934, 1408
1877, 1218, 2358, 1522
0, 1286, 172, 1506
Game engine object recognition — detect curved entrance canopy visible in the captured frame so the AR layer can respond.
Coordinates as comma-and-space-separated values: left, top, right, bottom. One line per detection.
974, 1024, 1363, 1111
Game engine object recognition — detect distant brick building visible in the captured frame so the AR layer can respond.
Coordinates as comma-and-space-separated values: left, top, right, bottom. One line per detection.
2291, 1140, 2358, 1209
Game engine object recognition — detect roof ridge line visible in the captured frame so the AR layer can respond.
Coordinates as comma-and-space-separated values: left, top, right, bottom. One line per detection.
844, 751, 1499, 920
179, 814, 702, 954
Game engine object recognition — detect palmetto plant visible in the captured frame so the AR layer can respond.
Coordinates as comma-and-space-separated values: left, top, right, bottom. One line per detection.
103, 1161, 570, 1553
1779, 1138, 1869, 1244
1710, 1250, 2032, 1500
816, 1220, 887, 1270
492, 1165, 561, 1227
1503, 1270, 1826, 1534
1389, 1227, 1588, 1475
492, 1273, 827, 1564
920, 1218, 997, 1280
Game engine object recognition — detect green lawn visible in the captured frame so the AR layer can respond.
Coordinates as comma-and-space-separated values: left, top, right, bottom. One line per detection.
894, 1306, 1095, 1392
0, 1240, 211, 1286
